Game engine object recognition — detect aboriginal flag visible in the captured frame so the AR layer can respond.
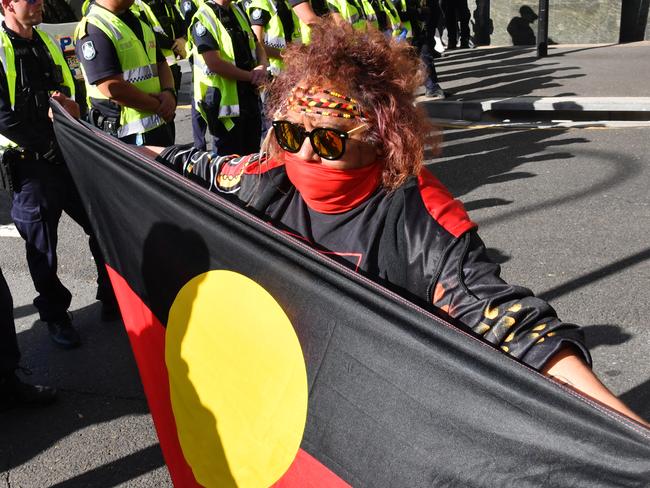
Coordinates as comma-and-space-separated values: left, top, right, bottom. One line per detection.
53, 103, 650, 487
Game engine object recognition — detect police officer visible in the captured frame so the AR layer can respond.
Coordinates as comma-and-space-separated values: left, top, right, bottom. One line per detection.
394, 0, 444, 98
178, 0, 210, 150
0, 0, 117, 348
75, 0, 177, 146
136, 0, 186, 92
0, 264, 56, 409
245, 0, 300, 75
189, 0, 268, 155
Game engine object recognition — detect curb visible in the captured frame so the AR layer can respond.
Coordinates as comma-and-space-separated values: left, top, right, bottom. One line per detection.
417, 97, 650, 122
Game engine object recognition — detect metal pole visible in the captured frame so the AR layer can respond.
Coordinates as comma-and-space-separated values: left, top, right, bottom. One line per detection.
537, 0, 549, 57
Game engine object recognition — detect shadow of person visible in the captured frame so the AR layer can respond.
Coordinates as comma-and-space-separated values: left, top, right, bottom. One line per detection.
141, 222, 237, 487
507, 5, 538, 46
0, 302, 162, 481
620, 379, 650, 422
582, 324, 633, 350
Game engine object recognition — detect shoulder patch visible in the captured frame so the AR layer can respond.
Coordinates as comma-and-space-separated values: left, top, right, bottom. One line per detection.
81, 40, 96, 60
194, 21, 207, 36
417, 167, 477, 238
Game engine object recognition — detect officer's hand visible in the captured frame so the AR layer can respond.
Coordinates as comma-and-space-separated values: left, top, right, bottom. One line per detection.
48, 91, 81, 120
155, 92, 177, 122
250, 65, 268, 87
172, 38, 187, 59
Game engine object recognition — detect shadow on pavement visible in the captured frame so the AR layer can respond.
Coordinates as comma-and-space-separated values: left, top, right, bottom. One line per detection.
49, 445, 165, 488
583, 324, 633, 350
429, 128, 643, 230
621, 379, 650, 422
435, 46, 586, 99
0, 301, 164, 482
539, 248, 650, 302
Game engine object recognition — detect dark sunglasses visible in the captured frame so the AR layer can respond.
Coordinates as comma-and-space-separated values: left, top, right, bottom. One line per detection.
272, 120, 367, 160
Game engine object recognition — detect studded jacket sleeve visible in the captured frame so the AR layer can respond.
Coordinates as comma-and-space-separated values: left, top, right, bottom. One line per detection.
431, 230, 591, 370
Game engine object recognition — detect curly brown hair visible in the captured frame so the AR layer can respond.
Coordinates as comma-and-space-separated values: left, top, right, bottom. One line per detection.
265, 17, 437, 190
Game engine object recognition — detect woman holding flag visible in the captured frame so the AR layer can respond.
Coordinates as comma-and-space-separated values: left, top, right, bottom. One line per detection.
153, 18, 647, 426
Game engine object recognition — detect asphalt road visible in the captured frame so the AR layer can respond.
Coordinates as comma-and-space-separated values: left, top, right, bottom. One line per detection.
1, 73, 649, 486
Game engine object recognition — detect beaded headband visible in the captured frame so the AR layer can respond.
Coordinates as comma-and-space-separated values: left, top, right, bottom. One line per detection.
286, 86, 367, 120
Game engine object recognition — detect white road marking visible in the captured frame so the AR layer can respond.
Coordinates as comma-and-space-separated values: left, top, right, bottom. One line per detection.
0, 224, 20, 237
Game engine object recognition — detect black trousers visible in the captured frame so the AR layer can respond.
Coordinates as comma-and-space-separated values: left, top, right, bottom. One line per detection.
10, 158, 114, 322
210, 91, 262, 157
0, 265, 20, 374
442, 0, 471, 46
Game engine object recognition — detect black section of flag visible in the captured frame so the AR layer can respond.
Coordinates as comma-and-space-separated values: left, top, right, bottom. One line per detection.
53, 103, 650, 487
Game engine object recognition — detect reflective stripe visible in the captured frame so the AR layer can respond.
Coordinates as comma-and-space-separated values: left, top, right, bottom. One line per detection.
265, 34, 285, 49
218, 103, 240, 118
87, 11, 123, 40
122, 63, 158, 83
194, 55, 214, 75
0, 46, 9, 110
198, 9, 220, 40
117, 113, 165, 137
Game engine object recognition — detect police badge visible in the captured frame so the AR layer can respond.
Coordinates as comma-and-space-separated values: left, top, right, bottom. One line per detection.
195, 22, 207, 36
251, 8, 262, 20
82, 41, 96, 61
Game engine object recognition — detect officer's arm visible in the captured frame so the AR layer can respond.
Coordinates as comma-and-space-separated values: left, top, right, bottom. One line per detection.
94, 75, 161, 113
202, 50, 261, 83
253, 40, 269, 71
291, 1, 319, 24
251, 25, 283, 59
156, 61, 177, 121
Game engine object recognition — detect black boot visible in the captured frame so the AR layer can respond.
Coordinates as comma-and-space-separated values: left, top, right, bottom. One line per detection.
0, 370, 57, 410
47, 314, 81, 349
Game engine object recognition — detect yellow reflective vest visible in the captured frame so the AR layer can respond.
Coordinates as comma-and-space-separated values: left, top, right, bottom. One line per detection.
189, 1, 256, 131
245, 0, 300, 73
74, 5, 165, 138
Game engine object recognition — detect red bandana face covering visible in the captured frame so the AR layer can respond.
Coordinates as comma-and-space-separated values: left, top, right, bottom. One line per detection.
281, 152, 383, 214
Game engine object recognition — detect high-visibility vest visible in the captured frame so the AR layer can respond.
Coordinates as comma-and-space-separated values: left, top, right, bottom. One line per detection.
399, 0, 416, 38
132, 0, 177, 66
359, 0, 378, 28
74, 5, 165, 138
189, 1, 256, 131
0, 27, 75, 148
379, 0, 401, 35
245, 0, 300, 73
327, 0, 365, 30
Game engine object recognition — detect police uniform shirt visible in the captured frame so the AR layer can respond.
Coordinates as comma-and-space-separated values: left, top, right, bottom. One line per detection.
191, 2, 261, 117
0, 23, 62, 154
246, 0, 294, 43
180, 0, 199, 29
76, 5, 165, 85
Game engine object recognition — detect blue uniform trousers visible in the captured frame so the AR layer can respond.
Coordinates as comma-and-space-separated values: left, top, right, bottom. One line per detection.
10, 158, 113, 323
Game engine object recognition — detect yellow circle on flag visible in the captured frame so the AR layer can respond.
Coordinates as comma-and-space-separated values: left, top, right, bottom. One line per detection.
166, 270, 308, 488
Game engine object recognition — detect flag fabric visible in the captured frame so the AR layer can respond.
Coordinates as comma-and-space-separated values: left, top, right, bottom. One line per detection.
53, 103, 650, 487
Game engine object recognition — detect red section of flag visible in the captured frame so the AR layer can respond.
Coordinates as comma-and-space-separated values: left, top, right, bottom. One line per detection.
106, 265, 201, 488
273, 449, 352, 488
